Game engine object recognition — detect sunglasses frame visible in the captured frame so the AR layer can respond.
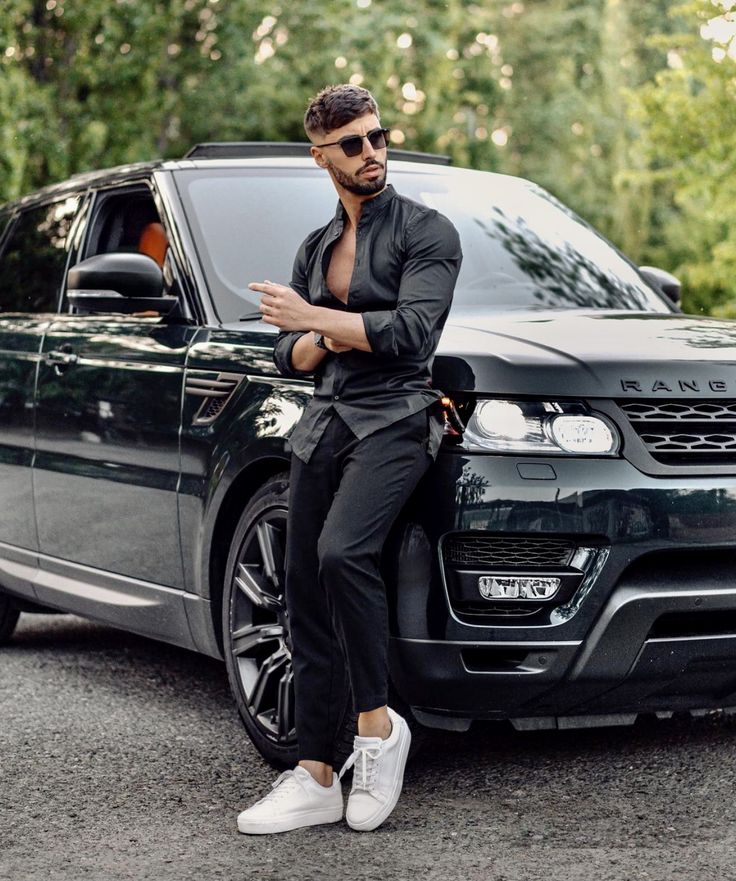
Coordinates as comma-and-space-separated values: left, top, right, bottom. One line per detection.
314, 127, 391, 158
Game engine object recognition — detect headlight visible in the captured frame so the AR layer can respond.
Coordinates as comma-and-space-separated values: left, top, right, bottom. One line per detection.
547, 414, 616, 454
461, 399, 620, 455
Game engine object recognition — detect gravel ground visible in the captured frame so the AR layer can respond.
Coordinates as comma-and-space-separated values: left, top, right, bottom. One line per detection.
2, 613, 736, 881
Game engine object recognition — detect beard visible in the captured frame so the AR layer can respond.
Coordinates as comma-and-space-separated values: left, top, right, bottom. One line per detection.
325, 156, 387, 195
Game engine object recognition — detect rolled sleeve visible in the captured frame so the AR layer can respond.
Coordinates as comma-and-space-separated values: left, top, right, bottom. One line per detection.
273, 330, 313, 378
361, 210, 462, 358
272, 237, 315, 378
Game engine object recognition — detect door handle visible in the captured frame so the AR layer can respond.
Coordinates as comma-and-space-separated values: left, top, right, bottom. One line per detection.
44, 347, 79, 372
44, 347, 79, 367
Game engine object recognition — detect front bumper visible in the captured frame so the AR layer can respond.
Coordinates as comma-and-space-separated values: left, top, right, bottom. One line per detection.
388, 450, 736, 725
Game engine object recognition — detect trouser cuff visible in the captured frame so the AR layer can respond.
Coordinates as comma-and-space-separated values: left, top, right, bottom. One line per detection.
353, 693, 388, 713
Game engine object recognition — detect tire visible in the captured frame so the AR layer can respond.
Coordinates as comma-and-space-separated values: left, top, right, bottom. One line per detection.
0, 593, 20, 645
221, 473, 426, 770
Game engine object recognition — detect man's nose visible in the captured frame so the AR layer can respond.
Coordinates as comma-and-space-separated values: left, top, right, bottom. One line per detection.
361, 135, 377, 160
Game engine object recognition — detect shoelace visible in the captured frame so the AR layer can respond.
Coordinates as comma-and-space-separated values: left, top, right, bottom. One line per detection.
338, 742, 385, 799
253, 769, 305, 806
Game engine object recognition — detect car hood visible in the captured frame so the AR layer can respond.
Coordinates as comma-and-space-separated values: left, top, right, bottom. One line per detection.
433, 309, 736, 398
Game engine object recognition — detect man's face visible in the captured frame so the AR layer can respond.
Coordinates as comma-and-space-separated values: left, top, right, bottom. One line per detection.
311, 112, 388, 197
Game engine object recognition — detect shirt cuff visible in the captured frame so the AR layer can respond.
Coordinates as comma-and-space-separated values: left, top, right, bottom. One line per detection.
361, 310, 397, 357
274, 331, 313, 377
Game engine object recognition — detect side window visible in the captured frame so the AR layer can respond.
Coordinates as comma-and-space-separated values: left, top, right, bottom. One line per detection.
79, 186, 176, 295
0, 196, 80, 314
84, 187, 168, 266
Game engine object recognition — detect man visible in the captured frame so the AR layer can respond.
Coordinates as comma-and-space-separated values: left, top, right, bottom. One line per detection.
237, 84, 462, 834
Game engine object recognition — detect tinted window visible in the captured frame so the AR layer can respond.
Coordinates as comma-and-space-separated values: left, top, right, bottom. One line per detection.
176, 167, 668, 324
0, 196, 80, 314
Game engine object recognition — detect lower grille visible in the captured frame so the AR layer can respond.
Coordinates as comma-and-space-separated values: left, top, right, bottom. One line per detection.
443, 535, 575, 568
619, 399, 736, 464
440, 533, 595, 624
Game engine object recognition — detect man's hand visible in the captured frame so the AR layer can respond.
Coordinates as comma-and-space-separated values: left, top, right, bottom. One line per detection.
324, 337, 352, 353
250, 280, 369, 351
248, 280, 316, 331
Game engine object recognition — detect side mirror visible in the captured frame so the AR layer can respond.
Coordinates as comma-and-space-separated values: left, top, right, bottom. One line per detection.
66, 252, 178, 315
638, 265, 682, 308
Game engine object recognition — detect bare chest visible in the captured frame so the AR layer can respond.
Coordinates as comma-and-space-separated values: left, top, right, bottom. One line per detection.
325, 228, 356, 304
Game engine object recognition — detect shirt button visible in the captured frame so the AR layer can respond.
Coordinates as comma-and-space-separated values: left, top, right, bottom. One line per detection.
333, 394, 340, 400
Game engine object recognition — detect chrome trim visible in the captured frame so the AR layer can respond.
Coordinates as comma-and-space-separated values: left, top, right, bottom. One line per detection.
550, 547, 610, 624
393, 636, 581, 646
244, 373, 313, 390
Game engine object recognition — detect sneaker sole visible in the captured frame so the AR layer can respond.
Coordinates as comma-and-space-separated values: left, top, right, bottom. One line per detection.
237, 805, 343, 835
346, 720, 411, 832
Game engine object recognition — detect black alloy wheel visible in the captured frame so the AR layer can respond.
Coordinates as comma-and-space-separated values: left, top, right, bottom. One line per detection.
223, 475, 296, 766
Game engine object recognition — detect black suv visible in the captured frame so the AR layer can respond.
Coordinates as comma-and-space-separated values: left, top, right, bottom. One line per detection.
2, 143, 735, 767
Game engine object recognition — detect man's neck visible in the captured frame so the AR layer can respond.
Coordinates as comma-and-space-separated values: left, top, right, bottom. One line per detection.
337, 185, 387, 230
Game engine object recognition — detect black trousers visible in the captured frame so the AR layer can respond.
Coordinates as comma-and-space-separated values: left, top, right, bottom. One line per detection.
285, 405, 433, 765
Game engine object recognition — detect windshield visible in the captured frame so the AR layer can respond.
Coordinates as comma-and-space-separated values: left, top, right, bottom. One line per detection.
175, 165, 669, 325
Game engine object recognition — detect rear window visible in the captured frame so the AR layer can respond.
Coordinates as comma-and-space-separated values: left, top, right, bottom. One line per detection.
175, 166, 668, 324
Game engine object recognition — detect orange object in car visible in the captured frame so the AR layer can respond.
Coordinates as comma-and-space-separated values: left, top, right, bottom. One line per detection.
138, 222, 168, 268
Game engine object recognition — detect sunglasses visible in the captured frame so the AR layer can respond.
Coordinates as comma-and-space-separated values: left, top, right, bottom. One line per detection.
315, 127, 391, 157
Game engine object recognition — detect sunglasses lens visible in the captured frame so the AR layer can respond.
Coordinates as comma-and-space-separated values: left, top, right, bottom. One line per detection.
339, 129, 389, 156
368, 129, 389, 150
341, 137, 364, 157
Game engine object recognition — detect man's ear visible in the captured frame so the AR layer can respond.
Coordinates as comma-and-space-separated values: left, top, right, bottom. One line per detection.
309, 145, 327, 168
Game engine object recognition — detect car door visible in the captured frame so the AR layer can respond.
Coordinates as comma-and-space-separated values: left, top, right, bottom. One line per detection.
32, 179, 200, 639
0, 194, 85, 600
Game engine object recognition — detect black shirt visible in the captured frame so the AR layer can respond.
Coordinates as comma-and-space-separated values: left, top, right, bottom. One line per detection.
272, 183, 463, 464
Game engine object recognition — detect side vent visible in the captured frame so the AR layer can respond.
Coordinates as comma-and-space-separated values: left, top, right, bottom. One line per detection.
185, 371, 246, 426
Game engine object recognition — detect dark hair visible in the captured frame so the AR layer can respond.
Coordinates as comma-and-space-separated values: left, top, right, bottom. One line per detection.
304, 84, 379, 139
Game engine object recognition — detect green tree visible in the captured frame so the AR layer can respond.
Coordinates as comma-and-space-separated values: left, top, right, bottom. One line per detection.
2, 0, 734, 319
624, 0, 736, 314
0, 0, 507, 200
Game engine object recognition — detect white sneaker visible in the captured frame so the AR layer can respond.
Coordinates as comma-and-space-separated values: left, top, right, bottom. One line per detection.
236, 766, 343, 834
338, 706, 411, 832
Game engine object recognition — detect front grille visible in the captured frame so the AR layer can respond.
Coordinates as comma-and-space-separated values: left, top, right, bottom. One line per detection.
619, 399, 736, 464
443, 535, 575, 568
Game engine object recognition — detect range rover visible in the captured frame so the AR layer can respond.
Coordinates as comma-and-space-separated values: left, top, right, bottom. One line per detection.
1, 142, 734, 767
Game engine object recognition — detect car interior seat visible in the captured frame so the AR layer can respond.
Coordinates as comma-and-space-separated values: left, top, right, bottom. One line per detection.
138, 222, 168, 269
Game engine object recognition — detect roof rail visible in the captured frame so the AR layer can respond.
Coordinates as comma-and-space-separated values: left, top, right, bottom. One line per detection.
183, 141, 451, 165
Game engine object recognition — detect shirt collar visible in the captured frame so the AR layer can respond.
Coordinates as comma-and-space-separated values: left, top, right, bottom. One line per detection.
332, 183, 396, 230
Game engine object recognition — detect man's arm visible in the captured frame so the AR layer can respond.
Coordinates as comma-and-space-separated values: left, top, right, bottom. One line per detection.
289, 329, 351, 373
360, 211, 462, 358
252, 285, 371, 357
267, 235, 348, 377
253, 211, 462, 358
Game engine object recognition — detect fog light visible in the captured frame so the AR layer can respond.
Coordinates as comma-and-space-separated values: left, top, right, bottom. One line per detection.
478, 575, 561, 600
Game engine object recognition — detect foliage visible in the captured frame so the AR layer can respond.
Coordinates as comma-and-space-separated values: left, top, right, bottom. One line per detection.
624, 0, 736, 316
1, 0, 735, 313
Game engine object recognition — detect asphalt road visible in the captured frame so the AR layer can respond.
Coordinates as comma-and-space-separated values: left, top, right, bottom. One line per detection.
2, 613, 736, 881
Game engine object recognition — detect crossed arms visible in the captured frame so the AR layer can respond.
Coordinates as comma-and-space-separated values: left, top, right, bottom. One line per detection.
255, 211, 462, 378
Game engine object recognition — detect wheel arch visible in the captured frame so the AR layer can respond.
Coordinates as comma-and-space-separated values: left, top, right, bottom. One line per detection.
207, 457, 289, 655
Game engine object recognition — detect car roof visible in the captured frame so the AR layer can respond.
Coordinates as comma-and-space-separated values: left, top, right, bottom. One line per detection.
0, 160, 165, 213
0, 147, 514, 214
